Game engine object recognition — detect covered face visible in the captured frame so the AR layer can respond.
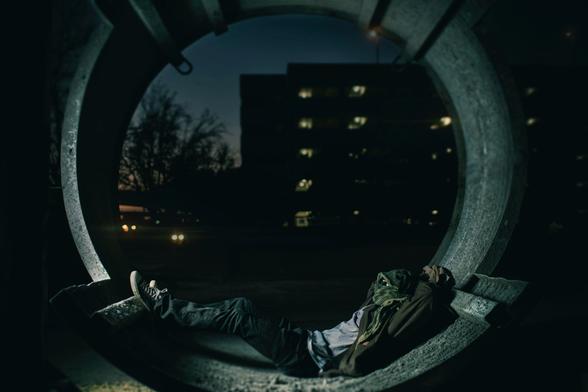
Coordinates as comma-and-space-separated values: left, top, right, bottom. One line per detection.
420, 265, 455, 289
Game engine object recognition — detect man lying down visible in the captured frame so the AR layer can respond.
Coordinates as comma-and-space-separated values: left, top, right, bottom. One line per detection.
130, 265, 456, 377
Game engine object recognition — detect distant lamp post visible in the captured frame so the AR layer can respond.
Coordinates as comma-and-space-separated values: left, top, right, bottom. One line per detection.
367, 27, 381, 64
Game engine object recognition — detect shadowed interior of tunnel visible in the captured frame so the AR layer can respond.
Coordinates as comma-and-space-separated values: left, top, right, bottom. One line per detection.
113, 15, 459, 326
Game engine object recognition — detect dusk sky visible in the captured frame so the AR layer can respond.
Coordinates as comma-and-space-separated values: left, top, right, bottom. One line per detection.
140, 1, 586, 165
149, 15, 400, 164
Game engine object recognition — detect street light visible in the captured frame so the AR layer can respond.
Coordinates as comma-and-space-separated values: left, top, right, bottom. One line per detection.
367, 27, 381, 64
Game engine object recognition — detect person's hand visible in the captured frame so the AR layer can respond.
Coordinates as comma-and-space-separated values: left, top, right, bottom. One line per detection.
420, 265, 453, 287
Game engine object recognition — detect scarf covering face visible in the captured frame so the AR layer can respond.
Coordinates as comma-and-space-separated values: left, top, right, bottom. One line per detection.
357, 269, 415, 344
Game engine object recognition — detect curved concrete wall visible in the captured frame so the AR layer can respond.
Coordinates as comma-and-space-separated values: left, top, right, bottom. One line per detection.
62, 0, 525, 286
60, 0, 526, 389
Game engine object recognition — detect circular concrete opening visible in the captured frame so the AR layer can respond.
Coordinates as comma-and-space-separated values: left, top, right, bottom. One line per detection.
60, 0, 526, 390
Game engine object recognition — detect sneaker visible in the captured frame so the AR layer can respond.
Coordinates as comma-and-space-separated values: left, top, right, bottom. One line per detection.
130, 270, 167, 311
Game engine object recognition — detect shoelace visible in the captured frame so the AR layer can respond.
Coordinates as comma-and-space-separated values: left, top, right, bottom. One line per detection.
141, 282, 167, 300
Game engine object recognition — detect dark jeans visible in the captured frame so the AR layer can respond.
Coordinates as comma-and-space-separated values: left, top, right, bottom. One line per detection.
153, 293, 319, 377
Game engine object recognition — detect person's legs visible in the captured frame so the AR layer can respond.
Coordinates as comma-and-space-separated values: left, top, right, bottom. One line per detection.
153, 293, 318, 376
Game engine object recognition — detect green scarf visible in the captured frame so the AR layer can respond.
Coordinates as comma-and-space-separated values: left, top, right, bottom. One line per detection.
357, 269, 415, 344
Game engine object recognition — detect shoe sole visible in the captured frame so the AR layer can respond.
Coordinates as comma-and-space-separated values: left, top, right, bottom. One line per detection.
130, 270, 150, 311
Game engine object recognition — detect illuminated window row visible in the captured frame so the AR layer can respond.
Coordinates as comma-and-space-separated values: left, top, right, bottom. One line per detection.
297, 116, 368, 130
298, 147, 370, 159
291, 210, 363, 228
402, 217, 439, 226
431, 147, 453, 160
297, 85, 367, 99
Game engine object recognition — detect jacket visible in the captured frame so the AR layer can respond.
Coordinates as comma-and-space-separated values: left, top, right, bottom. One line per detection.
321, 279, 453, 377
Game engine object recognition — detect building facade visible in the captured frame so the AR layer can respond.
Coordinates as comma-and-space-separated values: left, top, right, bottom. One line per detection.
239, 64, 458, 234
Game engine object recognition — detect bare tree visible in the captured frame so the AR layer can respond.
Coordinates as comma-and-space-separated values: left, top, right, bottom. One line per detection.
119, 83, 236, 191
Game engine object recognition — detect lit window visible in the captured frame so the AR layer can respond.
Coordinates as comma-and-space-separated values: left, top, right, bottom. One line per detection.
295, 178, 313, 192
526, 117, 538, 126
525, 87, 537, 96
295, 211, 312, 228
348, 85, 367, 97
348, 116, 367, 129
298, 148, 315, 158
298, 118, 313, 129
353, 210, 360, 216
431, 153, 438, 160
119, 204, 145, 213
298, 88, 313, 99
446, 147, 453, 154
440, 116, 452, 127
431, 210, 439, 215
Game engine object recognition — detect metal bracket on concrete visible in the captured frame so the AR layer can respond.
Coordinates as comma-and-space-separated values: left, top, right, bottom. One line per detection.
128, 0, 193, 75
201, 0, 228, 35
358, 0, 392, 31
400, 0, 466, 64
